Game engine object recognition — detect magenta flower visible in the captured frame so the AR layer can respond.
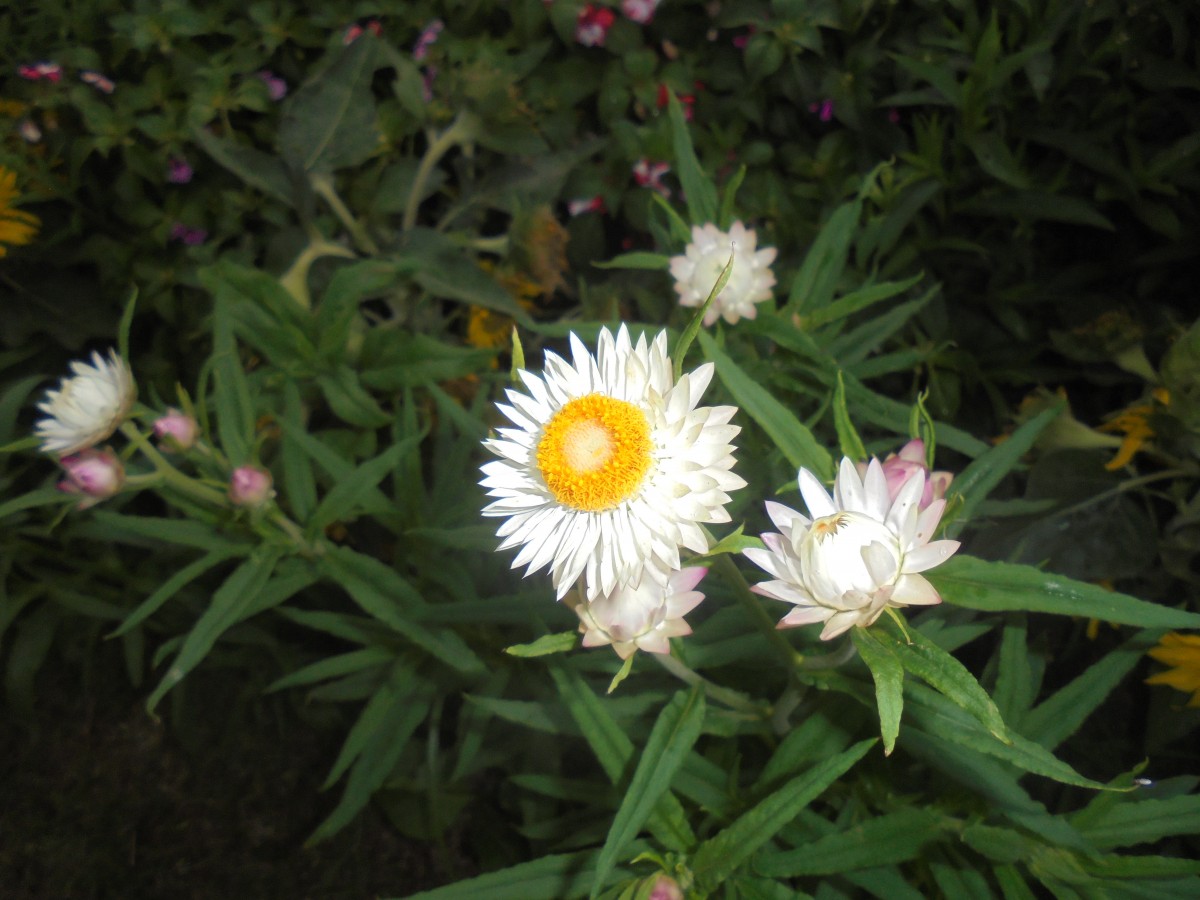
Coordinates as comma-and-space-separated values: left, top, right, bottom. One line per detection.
633, 158, 671, 197
567, 195, 606, 216
229, 465, 274, 508
576, 4, 616, 47
412, 19, 445, 61
169, 223, 208, 246
18, 61, 62, 82
867, 439, 954, 511
622, 0, 660, 24
80, 70, 115, 94
58, 448, 125, 508
255, 70, 287, 101
153, 408, 199, 452
166, 157, 193, 184
809, 99, 834, 122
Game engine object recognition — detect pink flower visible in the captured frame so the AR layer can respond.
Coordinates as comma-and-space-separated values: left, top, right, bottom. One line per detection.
567, 195, 606, 216
421, 66, 438, 103
622, 0, 660, 24
887, 107, 901, 124
572, 568, 707, 659
169, 223, 207, 246
576, 4, 616, 47
256, 70, 287, 101
80, 70, 115, 94
413, 19, 445, 61
809, 99, 834, 122
859, 439, 954, 511
343, 19, 382, 45
18, 120, 42, 143
166, 157, 193, 184
19, 61, 62, 82
229, 465, 274, 508
58, 448, 125, 508
153, 408, 198, 452
732, 26, 757, 49
647, 875, 685, 900
633, 158, 670, 197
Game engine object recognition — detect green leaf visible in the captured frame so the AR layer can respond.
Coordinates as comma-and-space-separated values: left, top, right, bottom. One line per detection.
690, 739, 875, 892
718, 164, 747, 229
945, 397, 1065, 535
1020, 636, 1144, 750
852, 629, 904, 755
0, 487, 71, 521
319, 547, 485, 675
108, 549, 243, 638
1074, 795, 1200, 850
803, 273, 923, 329
674, 249, 732, 381
833, 371, 868, 462
932, 556, 1200, 629
591, 687, 706, 897
592, 252, 672, 271
548, 663, 696, 852
698, 331, 834, 480
787, 198, 861, 316
321, 660, 418, 788
307, 436, 420, 535
211, 297, 258, 466
875, 622, 1008, 742
80, 512, 249, 553
399, 228, 532, 324
398, 847, 646, 900
314, 260, 408, 358
279, 35, 381, 173
315, 366, 391, 428
755, 808, 946, 876
146, 547, 283, 713
667, 92, 717, 224
116, 287, 137, 364
193, 128, 297, 204
505, 632, 579, 658
280, 380, 318, 521
267, 646, 395, 693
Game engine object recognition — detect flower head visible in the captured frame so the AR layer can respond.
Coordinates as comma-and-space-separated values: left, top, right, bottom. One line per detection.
229, 465, 274, 508
864, 439, 953, 511
413, 19, 445, 61
58, 448, 125, 508
481, 326, 746, 600
1146, 633, 1200, 707
80, 70, 115, 94
255, 70, 287, 101
622, 0, 661, 25
0, 166, 39, 256
670, 221, 777, 326
568, 195, 607, 217
169, 222, 207, 245
573, 567, 707, 658
153, 408, 198, 452
744, 458, 960, 640
35, 349, 136, 456
576, 5, 616, 47
633, 158, 671, 197
18, 61, 62, 82
166, 157, 193, 184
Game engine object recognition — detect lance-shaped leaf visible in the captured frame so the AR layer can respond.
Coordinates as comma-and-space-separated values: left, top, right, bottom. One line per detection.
852, 628, 905, 755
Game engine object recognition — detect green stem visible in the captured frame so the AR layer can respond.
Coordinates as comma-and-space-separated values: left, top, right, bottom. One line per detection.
312, 175, 379, 256
655, 652, 764, 716
402, 113, 476, 231
715, 554, 803, 672
121, 422, 228, 507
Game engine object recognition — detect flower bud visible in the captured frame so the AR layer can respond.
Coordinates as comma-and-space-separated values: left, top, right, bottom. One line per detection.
58, 448, 125, 508
153, 408, 198, 452
228, 465, 274, 508
860, 439, 953, 511
647, 875, 684, 900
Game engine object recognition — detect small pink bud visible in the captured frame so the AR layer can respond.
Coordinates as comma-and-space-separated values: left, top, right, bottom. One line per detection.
59, 448, 125, 508
647, 875, 684, 900
153, 408, 198, 452
864, 439, 954, 510
229, 465, 274, 508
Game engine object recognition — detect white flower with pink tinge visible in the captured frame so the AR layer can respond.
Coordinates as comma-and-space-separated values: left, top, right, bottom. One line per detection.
744, 458, 960, 640
572, 567, 707, 659
35, 349, 136, 456
670, 221, 777, 326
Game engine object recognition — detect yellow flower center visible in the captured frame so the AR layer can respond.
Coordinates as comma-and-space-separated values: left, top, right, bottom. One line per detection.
811, 513, 849, 543
536, 394, 652, 511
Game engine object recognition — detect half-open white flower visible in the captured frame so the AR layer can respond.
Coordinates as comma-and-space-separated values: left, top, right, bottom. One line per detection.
481, 325, 746, 600
669, 221, 777, 326
571, 567, 707, 659
35, 348, 136, 456
744, 457, 960, 640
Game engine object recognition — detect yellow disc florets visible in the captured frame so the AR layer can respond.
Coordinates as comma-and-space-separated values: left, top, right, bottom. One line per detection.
536, 393, 653, 511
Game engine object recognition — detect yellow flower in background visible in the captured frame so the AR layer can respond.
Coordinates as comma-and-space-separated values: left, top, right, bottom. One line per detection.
467, 305, 514, 352
0, 165, 40, 256
1146, 632, 1200, 707
1098, 388, 1170, 471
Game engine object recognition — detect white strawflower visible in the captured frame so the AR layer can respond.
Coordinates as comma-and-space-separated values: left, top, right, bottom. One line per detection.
744, 457, 961, 640
35, 349, 136, 455
481, 325, 746, 600
669, 221, 777, 326
572, 567, 707, 659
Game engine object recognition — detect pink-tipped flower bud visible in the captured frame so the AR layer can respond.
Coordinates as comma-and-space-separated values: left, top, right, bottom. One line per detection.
228, 465, 274, 508
647, 875, 684, 900
864, 439, 953, 511
153, 408, 198, 452
58, 448, 125, 508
